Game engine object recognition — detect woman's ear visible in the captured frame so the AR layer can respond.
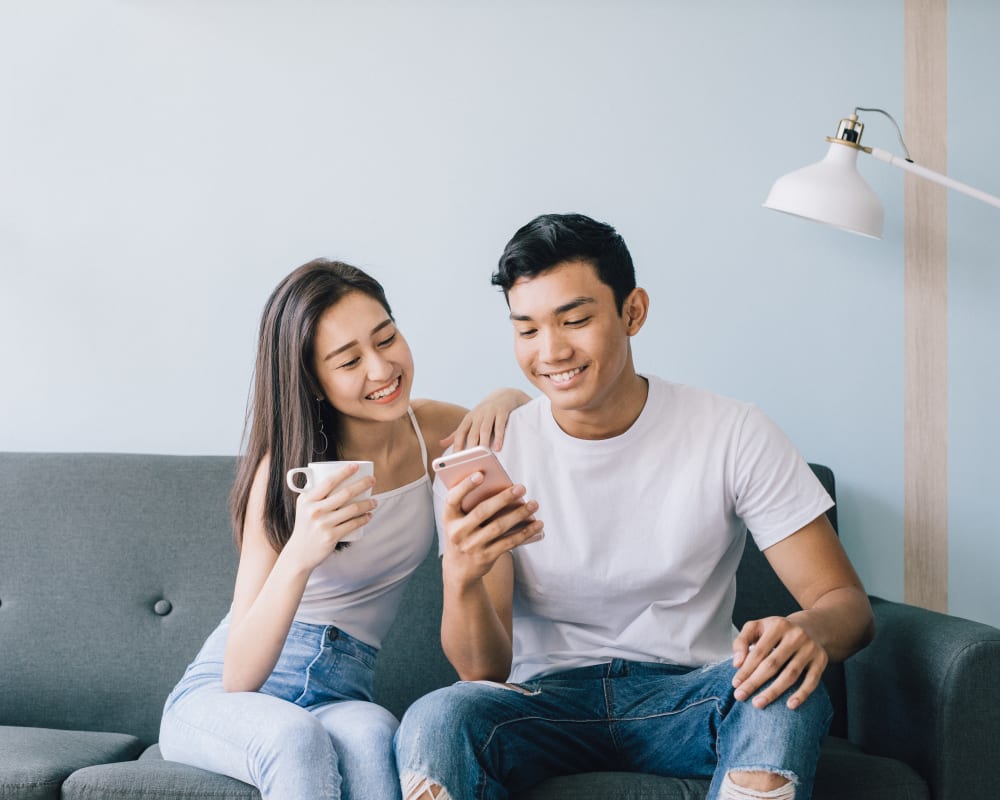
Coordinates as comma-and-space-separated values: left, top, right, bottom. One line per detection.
621, 287, 650, 335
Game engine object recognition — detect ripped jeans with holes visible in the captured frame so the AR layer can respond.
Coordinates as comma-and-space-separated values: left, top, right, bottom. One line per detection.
393, 658, 831, 800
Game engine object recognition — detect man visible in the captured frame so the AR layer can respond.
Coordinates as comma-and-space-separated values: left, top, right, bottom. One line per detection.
395, 213, 874, 800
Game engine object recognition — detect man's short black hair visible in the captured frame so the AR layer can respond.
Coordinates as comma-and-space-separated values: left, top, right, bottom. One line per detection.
492, 213, 636, 311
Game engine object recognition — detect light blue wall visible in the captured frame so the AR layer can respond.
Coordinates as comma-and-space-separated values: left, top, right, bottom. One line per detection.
1, 2, 912, 609
949, 0, 1000, 628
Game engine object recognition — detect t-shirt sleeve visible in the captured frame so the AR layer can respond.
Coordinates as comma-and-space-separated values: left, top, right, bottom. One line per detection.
732, 406, 835, 551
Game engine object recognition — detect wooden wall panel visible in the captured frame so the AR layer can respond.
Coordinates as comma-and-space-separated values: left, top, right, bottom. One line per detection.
903, 0, 949, 612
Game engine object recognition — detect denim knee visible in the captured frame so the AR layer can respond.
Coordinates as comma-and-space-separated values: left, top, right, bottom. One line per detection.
396, 684, 475, 762
707, 662, 832, 800
321, 700, 399, 754
259, 707, 339, 764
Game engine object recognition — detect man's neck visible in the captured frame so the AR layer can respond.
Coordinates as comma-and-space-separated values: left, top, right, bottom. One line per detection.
551, 373, 649, 440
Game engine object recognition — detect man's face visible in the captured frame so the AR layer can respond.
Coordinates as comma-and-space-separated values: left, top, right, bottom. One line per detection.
507, 259, 634, 422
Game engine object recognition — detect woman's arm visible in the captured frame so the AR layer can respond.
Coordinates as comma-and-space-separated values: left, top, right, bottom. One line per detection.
222, 457, 376, 692
416, 388, 532, 462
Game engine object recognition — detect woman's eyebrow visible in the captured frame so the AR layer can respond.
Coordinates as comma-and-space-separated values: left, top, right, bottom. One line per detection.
321, 318, 394, 361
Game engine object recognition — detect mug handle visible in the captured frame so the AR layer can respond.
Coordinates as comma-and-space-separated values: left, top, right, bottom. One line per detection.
286, 467, 313, 493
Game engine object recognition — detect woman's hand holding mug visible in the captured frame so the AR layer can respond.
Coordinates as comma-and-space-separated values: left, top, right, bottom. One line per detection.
284, 461, 376, 567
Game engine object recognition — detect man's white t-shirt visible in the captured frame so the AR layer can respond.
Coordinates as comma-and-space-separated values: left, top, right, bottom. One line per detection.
434, 376, 833, 683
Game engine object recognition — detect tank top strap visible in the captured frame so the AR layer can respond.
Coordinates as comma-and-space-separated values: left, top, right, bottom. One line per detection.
407, 406, 430, 479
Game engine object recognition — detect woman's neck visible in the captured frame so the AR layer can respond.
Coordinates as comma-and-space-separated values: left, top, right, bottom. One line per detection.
336, 412, 403, 459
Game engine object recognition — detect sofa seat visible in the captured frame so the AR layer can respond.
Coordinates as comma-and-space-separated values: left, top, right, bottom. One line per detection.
0, 726, 144, 800
63, 736, 927, 800
514, 736, 928, 800
61, 746, 260, 800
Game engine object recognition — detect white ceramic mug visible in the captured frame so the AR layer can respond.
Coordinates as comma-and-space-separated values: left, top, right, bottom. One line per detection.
285, 460, 375, 542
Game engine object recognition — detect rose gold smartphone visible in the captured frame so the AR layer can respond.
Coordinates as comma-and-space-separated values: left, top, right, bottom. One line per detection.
433, 446, 515, 513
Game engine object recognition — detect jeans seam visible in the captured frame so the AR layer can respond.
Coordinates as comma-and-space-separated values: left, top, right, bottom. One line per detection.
475, 715, 612, 759
604, 677, 623, 753
607, 695, 722, 724
292, 637, 330, 705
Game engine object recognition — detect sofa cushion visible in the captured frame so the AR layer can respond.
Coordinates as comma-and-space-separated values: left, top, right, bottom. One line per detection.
0, 726, 143, 800
61, 746, 259, 800
514, 737, 928, 800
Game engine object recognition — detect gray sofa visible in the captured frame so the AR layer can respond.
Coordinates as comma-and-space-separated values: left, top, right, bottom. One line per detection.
1, 452, 998, 800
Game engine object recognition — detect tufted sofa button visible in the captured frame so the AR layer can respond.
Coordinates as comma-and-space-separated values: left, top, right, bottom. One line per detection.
153, 599, 173, 616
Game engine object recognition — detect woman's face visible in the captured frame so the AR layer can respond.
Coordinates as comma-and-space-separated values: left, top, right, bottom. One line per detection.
310, 291, 414, 423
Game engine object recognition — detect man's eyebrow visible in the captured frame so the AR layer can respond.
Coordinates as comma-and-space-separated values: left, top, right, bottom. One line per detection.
321, 318, 394, 361
509, 296, 596, 322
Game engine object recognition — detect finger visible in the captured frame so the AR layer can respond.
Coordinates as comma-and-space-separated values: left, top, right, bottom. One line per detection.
313, 474, 376, 511
305, 464, 361, 500
444, 475, 525, 526
450, 416, 474, 452
786, 656, 826, 710
480, 499, 540, 543
737, 632, 816, 707
733, 637, 795, 700
461, 484, 528, 530
440, 432, 455, 449
450, 493, 536, 556
474, 418, 492, 450
492, 415, 507, 451
732, 621, 786, 687
464, 505, 543, 561
443, 471, 487, 520
732, 620, 759, 668
320, 496, 379, 526
482, 519, 544, 558
330, 509, 373, 542
747, 652, 806, 708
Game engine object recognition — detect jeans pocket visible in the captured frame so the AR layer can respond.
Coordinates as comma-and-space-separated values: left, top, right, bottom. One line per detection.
259, 623, 328, 704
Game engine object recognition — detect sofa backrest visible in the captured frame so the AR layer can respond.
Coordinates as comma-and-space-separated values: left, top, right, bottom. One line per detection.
0, 453, 239, 744
0, 453, 845, 745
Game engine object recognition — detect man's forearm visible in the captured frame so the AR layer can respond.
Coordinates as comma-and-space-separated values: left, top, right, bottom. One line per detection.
789, 586, 875, 663
441, 577, 513, 681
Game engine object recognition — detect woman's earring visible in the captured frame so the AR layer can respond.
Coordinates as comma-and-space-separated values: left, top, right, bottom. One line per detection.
313, 396, 329, 456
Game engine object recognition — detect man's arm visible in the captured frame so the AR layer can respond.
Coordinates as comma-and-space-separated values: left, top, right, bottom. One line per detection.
730, 513, 875, 709
438, 473, 543, 681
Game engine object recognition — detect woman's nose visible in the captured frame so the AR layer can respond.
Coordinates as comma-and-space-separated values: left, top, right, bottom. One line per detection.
367, 351, 394, 382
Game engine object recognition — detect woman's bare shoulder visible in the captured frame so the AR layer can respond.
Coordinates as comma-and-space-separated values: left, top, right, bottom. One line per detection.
412, 399, 467, 459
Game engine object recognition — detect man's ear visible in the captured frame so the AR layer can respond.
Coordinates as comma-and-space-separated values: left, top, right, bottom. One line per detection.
621, 288, 649, 335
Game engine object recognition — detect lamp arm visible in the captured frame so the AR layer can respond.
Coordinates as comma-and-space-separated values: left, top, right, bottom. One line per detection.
868, 147, 1000, 209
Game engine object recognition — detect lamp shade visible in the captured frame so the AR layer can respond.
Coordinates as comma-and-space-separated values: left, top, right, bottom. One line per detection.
764, 142, 884, 238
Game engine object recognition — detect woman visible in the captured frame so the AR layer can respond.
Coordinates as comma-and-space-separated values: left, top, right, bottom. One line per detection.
159, 259, 527, 799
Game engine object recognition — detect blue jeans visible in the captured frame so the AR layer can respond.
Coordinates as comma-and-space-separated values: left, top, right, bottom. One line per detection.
160, 615, 401, 800
394, 658, 832, 800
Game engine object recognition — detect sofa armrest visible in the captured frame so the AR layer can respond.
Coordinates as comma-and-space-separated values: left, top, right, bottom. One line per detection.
844, 596, 1000, 800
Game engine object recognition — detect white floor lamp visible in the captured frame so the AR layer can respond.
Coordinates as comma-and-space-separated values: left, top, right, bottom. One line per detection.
763, 107, 1000, 236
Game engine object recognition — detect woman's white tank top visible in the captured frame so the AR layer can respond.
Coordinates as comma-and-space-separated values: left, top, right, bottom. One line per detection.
293, 407, 435, 648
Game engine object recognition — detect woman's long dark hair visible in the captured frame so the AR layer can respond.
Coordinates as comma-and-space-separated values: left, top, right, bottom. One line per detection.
229, 258, 393, 551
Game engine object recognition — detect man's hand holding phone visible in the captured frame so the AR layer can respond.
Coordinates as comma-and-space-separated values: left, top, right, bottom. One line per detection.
434, 447, 544, 586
